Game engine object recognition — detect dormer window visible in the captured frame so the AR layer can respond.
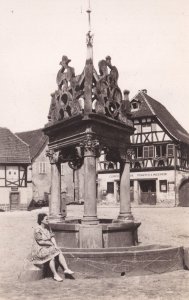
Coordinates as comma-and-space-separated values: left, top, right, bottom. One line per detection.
131, 100, 140, 112
132, 102, 138, 109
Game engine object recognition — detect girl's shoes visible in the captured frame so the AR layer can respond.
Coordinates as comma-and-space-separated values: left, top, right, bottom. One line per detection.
54, 274, 63, 282
64, 269, 74, 275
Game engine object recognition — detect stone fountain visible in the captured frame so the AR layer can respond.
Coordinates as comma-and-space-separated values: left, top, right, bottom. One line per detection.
43, 17, 184, 277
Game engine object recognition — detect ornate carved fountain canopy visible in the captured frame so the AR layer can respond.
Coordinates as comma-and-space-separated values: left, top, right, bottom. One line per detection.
44, 17, 134, 170
48, 54, 132, 126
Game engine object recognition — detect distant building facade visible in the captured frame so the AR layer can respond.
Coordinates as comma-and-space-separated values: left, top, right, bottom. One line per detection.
0, 127, 31, 211
97, 90, 189, 207
17, 129, 51, 203
17, 129, 75, 205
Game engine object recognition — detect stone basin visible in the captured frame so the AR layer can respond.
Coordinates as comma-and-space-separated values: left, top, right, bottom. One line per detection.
49, 219, 184, 277
61, 244, 184, 277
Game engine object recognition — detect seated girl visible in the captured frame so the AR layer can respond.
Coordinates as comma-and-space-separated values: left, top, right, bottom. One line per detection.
31, 213, 74, 282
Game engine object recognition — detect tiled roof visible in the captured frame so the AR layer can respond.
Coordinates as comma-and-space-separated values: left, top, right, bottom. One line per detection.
131, 91, 189, 145
16, 128, 48, 161
0, 127, 31, 164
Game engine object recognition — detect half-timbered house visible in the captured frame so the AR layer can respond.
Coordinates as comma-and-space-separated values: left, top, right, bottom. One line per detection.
97, 90, 189, 207
0, 127, 31, 211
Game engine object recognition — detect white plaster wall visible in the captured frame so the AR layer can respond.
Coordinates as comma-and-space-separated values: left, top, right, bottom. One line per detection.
61, 163, 74, 202
32, 145, 51, 201
0, 186, 32, 210
156, 171, 175, 206
0, 188, 10, 204
98, 173, 119, 203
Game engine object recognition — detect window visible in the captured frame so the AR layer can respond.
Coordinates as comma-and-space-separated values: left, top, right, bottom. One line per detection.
131, 101, 139, 111
108, 162, 114, 170
157, 160, 165, 167
155, 145, 161, 157
162, 144, 166, 156
131, 148, 137, 159
167, 144, 174, 156
143, 146, 154, 158
137, 146, 143, 158
107, 182, 114, 194
39, 162, 47, 174
155, 144, 172, 157
134, 162, 141, 169
160, 180, 167, 192
0, 166, 26, 187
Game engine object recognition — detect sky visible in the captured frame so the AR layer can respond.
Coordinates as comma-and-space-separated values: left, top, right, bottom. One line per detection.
0, 0, 189, 133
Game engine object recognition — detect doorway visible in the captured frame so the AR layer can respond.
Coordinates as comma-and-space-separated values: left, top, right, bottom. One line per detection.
139, 180, 156, 205
10, 192, 20, 210
179, 179, 189, 207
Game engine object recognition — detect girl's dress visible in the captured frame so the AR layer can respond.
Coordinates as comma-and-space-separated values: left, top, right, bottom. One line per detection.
31, 225, 60, 265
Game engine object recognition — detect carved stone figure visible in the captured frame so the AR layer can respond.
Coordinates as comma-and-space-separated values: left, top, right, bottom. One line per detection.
96, 56, 122, 118
98, 60, 108, 78
48, 91, 60, 123
56, 56, 75, 91
105, 55, 119, 86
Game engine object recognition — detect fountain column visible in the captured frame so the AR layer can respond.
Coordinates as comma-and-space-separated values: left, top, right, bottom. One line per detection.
48, 151, 63, 221
117, 149, 134, 221
82, 134, 99, 224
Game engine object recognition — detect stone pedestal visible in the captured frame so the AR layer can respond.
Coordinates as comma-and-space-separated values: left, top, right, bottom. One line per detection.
79, 225, 103, 248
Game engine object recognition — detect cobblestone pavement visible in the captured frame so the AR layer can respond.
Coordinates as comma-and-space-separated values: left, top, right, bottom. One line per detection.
0, 206, 189, 299
0, 271, 189, 300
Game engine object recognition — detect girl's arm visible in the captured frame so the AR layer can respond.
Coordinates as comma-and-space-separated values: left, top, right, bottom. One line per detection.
35, 230, 53, 246
37, 240, 53, 246
51, 237, 59, 249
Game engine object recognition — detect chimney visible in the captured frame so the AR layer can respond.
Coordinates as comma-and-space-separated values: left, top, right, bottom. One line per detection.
123, 89, 130, 101
142, 89, 147, 94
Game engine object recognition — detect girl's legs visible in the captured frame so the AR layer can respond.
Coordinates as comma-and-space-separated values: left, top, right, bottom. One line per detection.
58, 253, 74, 274
49, 258, 63, 281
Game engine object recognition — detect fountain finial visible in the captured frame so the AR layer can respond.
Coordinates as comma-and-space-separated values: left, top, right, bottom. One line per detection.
86, 0, 91, 32
86, 0, 93, 59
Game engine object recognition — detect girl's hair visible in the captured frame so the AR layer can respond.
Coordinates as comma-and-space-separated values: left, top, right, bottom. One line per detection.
37, 213, 47, 225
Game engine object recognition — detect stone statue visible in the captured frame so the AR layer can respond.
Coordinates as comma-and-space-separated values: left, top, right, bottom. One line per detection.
96, 56, 122, 118
98, 59, 108, 78
105, 55, 119, 85
48, 91, 59, 123
56, 56, 75, 91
